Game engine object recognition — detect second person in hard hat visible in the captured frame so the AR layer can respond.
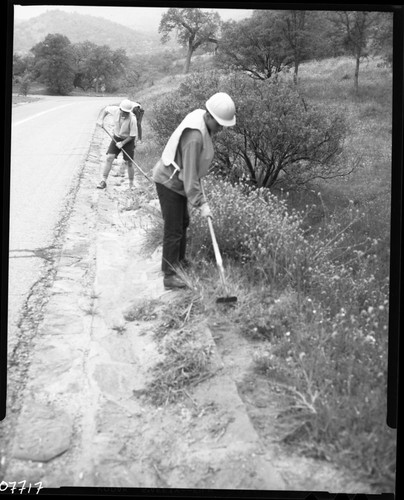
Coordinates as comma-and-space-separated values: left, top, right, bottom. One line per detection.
96, 99, 138, 190
152, 92, 236, 290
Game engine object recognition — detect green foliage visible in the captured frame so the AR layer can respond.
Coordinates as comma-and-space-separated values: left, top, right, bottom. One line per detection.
150, 70, 350, 189
159, 8, 220, 47
369, 13, 393, 66
71, 40, 98, 91
188, 176, 309, 287
215, 15, 290, 79
328, 11, 384, 93
159, 8, 221, 73
28, 33, 130, 94
30, 33, 76, 95
215, 10, 348, 80
13, 54, 35, 82
18, 73, 32, 96
80, 44, 129, 93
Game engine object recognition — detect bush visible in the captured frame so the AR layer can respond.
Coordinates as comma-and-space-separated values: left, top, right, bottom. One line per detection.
187, 175, 310, 287
150, 70, 351, 190
18, 73, 32, 96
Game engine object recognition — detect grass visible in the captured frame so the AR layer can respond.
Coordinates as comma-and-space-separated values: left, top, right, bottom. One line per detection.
124, 55, 394, 490
123, 299, 160, 322
136, 293, 215, 406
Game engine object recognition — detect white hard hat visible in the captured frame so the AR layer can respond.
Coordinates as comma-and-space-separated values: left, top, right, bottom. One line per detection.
205, 92, 236, 127
119, 99, 133, 112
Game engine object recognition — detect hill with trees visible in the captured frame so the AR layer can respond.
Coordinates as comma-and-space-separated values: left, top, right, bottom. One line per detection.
13, 9, 175, 56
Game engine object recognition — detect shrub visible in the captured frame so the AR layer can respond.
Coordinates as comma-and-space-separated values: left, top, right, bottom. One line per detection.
187, 175, 310, 287
150, 70, 352, 190
18, 73, 32, 96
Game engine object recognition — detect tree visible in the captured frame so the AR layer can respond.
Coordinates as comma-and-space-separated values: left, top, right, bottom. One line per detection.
331, 11, 379, 93
13, 53, 35, 90
84, 45, 129, 92
159, 8, 221, 73
71, 41, 98, 91
18, 72, 32, 96
276, 10, 322, 83
30, 33, 76, 95
368, 12, 393, 66
215, 13, 291, 80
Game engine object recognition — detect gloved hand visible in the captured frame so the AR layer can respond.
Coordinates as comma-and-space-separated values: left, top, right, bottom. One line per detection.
200, 203, 212, 219
116, 141, 123, 149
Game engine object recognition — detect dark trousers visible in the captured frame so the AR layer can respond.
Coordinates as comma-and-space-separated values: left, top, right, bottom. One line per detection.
106, 135, 135, 159
155, 182, 189, 276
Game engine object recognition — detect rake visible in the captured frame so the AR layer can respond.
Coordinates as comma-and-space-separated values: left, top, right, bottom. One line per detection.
201, 183, 237, 304
101, 124, 152, 183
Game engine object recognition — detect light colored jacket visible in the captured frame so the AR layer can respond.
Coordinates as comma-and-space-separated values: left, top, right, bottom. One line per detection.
152, 109, 214, 207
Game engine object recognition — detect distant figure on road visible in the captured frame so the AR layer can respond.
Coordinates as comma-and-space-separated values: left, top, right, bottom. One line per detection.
152, 92, 236, 290
130, 102, 145, 143
96, 99, 137, 190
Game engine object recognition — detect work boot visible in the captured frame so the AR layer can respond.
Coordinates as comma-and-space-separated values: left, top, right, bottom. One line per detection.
163, 274, 186, 290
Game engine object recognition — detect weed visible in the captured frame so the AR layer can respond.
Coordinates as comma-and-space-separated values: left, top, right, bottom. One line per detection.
153, 289, 205, 340
139, 328, 215, 406
123, 299, 160, 322
111, 324, 126, 334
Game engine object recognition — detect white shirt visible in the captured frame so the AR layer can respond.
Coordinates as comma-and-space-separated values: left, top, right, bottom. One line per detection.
104, 105, 137, 138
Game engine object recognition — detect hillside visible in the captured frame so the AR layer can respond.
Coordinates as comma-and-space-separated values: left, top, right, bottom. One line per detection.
13, 9, 177, 56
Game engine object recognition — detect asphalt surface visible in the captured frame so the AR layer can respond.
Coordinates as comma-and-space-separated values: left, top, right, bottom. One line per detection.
7, 96, 120, 356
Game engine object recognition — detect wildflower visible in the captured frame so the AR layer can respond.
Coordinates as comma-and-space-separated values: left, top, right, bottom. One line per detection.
364, 335, 375, 344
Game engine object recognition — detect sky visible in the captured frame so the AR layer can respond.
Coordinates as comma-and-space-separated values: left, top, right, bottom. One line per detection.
13, 4, 253, 32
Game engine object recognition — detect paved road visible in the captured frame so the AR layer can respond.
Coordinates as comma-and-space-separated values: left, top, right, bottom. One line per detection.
7, 95, 118, 354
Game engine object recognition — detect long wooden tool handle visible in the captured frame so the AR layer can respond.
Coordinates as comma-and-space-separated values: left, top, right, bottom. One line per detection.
201, 182, 227, 287
207, 216, 223, 268
207, 216, 229, 292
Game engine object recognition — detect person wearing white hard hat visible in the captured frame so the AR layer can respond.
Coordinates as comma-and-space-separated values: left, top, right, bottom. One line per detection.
152, 92, 236, 290
96, 99, 138, 189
